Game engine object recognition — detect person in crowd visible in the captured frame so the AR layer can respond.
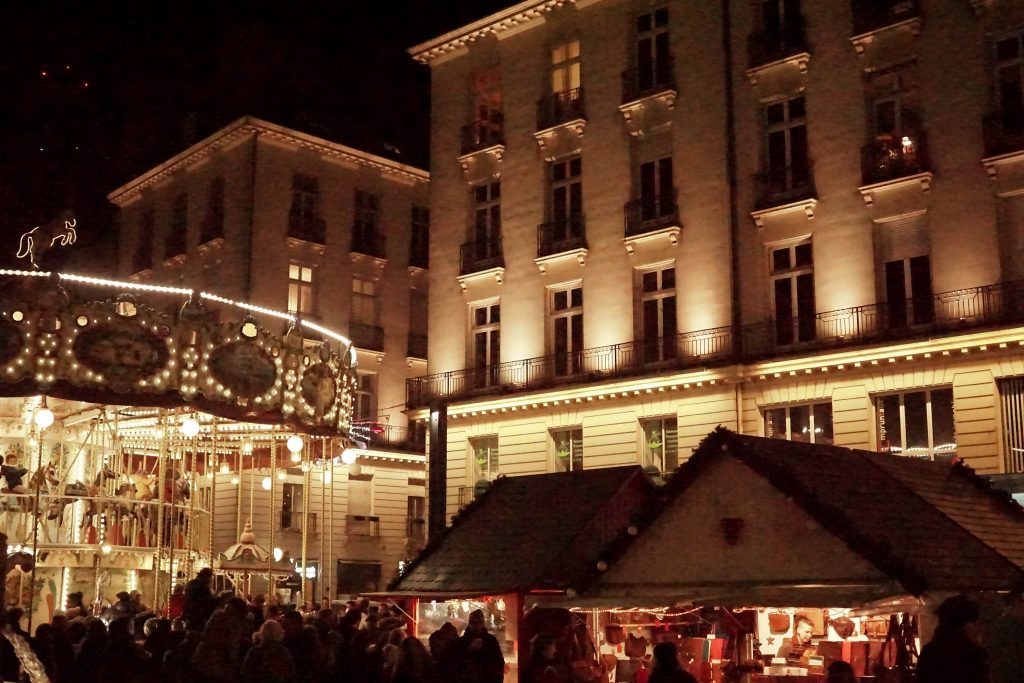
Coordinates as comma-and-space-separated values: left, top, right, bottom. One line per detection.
191, 596, 249, 683
183, 567, 217, 631
249, 594, 266, 629
824, 660, 858, 683
241, 619, 297, 683
167, 584, 185, 621
428, 622, 460, 681
50, 614, 76, 683
142, 618, 174, 668
162, 623, 203, 683
917, 594, 992, 683
392, 636, 436, 683
776, 614, 815, 666
112, 591, 135, 620
75, 617, 110, 683
30, 622, 58, 683
0, 610, 24, 682
528, 632, 567, 683
381, 626, 406, 681
105, 616, 151, 681
65, 592, 88, 620
648, 642, 697, 683
454, 609, 505, 683
281, 609, 323, 683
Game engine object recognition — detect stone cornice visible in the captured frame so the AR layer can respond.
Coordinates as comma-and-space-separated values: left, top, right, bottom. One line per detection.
108, 116, 428, 206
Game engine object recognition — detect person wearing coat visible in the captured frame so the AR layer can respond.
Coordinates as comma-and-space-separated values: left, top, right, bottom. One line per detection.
454, 609, 505, 683
240, 620, 297, 683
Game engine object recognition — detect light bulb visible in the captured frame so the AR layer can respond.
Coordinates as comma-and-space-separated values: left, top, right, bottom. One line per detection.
219, 460, 230, 475
34, 407, 54, 430
241, 440, 254, 455
100, 544, 112, 555
286, 435, 303, 453
322, 470, 332, 484
341, 449, 357, 465
262, 476, 272, 491
181, 417, 200, 438
273, 547, 284, 562
277, 471, 287, 481
290, 452, 301, 463
230, 475, 240, 486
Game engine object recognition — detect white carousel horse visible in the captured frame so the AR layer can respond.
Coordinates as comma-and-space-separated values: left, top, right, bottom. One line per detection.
16, 211, 77, 269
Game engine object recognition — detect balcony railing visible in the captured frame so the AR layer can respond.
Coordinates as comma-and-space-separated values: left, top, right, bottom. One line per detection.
621, 57, 675, 104
409, 245, 429, 270
351, 231, 387, 259
288, 212, 326, 244
406, 517, 426, 542
861, 132, 929, 185
851, 0, 919, 35
406, 279, 1024, 408
624, 190, 680, 238
754, 165, 815, 210
537, 88, 585, 131
983, 112, 1024, 158
350, 322, 384, 351
281, 511, 317, 534
538, 216, 587, 257
347, 514, 380, 537
460, 118, 505, 156
748, 20, 808, 69
353, 421, 427, 452
407, 332, 428, 359
460, 238, 504, 276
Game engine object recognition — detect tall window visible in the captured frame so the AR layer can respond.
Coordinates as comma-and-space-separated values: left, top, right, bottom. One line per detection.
770, 240, 815, 345
351, 276, 378, 326
165, 193, 187, 259
764, 403, 833, 444
408, 289, 428, 359
764, 95, 809, 195
354, 372, 377, 421
473, 182, 502, 257
639, 266, 677, 363
289, 173, 323, 242
999, 376, 1024, 473
877, 214, 933, 330
868, 62, 920, 142
642, 417, 678, 472
410, 205, 430, 269
471, 302, 500, 388
996, 33, 1024, 135
287, 263, 314, 317
471, 436, 499, 481
547, 157, 583, 250
550, 285, 583, 376
353, 190, 379, 252
552, 428, 583, 472
471, 69, 503, 146
134, 210, 154, 273
761, 0, 801, 34
551, 40, 581, 95
636, 7, 671, 91
876, 388, 956, 461
281, 482, 304, 530
639, 157, 674, 222
200, 177, 224, 244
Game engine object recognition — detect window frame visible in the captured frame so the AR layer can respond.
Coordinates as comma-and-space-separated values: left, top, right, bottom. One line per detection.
552, 427, 584, 472
995, 31, 1024, 133
550, 39, 581, 95
470, 435, 500, 482
763, 402, 833, 445
351, 275, 379, 326
875, 387, 957, 461
768, 237, 816, 345
287, 262, 316, 317
762, 94, 809, 192
637, 264, 677, 363
641, 416, 678, 473
548, 283, 584, 376
353, 371, 377, 422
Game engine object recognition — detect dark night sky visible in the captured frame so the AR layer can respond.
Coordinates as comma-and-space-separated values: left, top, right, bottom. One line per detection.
0, 1, 510, 272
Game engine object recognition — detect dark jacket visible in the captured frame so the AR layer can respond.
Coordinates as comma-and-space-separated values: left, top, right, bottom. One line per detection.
454, 630, 505, 683
917, 626, 991, 683
182, 579, 216, 630
240, 640, 297, 683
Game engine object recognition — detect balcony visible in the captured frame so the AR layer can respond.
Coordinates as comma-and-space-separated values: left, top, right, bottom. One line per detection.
747, 21, 809, 71
537, 216, 587, 258
353, 421, 427, 452
621, 58, 676, 105
624, 191, 680, 239
281, 510, 317, 534
983, 112, 1024, 158
288, 212, 326, 244
536, 88, 585, 132
409, 246, 429, 270
407, 332, 428, 359
861, 132, 930, 186
754, 166, 816, 211
349, 322, 384, 351
851, 0, 919, 36
406, 279, 1024, 408
351, 231, 387, 259
460, 238, 504, 276
460, 118, 505, 156
347, 514, 380, 537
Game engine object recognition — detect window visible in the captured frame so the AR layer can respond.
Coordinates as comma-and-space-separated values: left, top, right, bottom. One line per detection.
287, 263, 315, 317
770, 240, 815, 345
353, 190, 380, 253
639, 266, 677, 363
552, 428, 583, 472
200, 177, 224, 244
133, 210, 154, 273
281, 482, 304, 530
999, 377, 1024, 473
550, 40, 581, 95
546, 157, 583, 251
876, 388, 956, 461
469, 69, 503, 147
354, 372, 377, 421
876, 214, 932, 330
635, 8, 671, 91
406, 495, 426, 540
471, 436, 499, 481
165, 193, 187, 259
470, 302, 500, 389
764, 95, 810, 195
348, 473, 372, 517
289, 173, 323, 242
408, 289, 428, 359
639, 157, 675, 222
472, 181, 502, 257
868, 62, 920, 142
410, 205, 430, 269
550, 285, 583, 376
996, 33, 1024, 135
764, 403, 833, 445
642, 417, 678, 472
351, 276, 378, 326
761, 0, 801, 34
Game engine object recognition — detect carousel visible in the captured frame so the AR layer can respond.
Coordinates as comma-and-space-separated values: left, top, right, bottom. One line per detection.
0, 262, 359, 634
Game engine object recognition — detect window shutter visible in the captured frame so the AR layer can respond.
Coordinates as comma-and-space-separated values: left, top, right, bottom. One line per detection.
999, 377, 1024, 473
876, 213, 930, 263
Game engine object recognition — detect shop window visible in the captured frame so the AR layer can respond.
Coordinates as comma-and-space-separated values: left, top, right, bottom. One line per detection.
999, 376, 1024, 473
764, 402, 833, 445
642, 417, 678, 472
471, 436, 499, 482
552, 428, 583, 472
876, 388, 956, 461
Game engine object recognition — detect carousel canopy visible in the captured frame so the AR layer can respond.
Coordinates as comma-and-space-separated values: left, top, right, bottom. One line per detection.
215, 520, 292, 574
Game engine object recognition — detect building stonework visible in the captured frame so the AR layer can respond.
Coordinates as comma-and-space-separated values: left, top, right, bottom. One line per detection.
412, 0, 1024, 523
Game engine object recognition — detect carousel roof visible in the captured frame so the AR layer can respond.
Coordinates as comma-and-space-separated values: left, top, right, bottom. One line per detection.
216, 520, 293, 574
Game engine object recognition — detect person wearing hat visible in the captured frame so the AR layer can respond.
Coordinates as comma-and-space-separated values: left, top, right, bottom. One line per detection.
917, 594, 991, 683
455, 609, 505, 683
112, 591, 134, 619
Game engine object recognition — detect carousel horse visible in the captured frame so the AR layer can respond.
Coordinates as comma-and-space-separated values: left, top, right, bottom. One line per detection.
127, 471, 155, 545
16, 210, 77, 269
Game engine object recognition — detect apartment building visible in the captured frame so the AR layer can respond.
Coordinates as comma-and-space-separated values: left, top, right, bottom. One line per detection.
108, 117, 431, 590
409, 0, 1024, 523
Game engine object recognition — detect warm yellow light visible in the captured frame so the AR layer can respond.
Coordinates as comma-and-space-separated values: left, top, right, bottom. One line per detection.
262, 477, 272, 491
286, 435, 303, 453
341, 449, 358, 465
230, 475, 240, 486
322, 470, 332, 484
181, 417, 200, 438
219, 460, 230, 475
241, 440, 254, 455
100, 544, 112, 555
273, 547, 284, 562
34, 407, 54, 430
277, 471, 287, 481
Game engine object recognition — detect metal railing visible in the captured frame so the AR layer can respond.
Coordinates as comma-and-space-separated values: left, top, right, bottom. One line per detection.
351, 231, 387, 259
350, 323, 384, 351
458, 486, 478, 508
537, 88, 585, 131
754, 166, 815, 210
405, 517, 426, 542
407, 280, 1024, 408
624, 190, 680, 237
353, 422, 427, 452
983, 112, 1024, 158
288, 213, 326, 244
621, 57, 675, 104
861, 131, 929, 185
347, 514, 380, 536
407, 332, 428, 359
747, 20, 808, 69
851, 0, 919, 35
460, 118, 505, 156
281, 510, 317, 534
538, 217, 587, 257
460, 238, 504, 276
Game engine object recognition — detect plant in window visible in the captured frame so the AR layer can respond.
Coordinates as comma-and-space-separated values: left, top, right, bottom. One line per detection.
556, 439, 571, 459
646, 428, 663, 452
475, 446, 488, 466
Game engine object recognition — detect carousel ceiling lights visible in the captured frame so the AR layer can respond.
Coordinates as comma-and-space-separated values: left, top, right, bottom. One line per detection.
181, 417, 201, 438
33, 399, 54, 430
340, 448, 358, 465
286, 435, 303, 453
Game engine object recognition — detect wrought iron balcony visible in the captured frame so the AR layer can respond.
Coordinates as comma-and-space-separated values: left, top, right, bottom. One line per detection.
353, 421, 427, 452
983, 112, 1024, 158
747, 20, 808, 69
347, 515, 380, 537
624, 190, 680, 238
288, 211, 326, 244
621, 56, 676, 104
460, 118, 505, 156
349, 322, 384, 351
281, 510, 317, 534
754, 166, 815, 210
537, 216, 587, 257
851, 0, 919, 35
406, 279, 1024, 408
861, 132, 930, 185
407, 332, 428, 359
460, 238, 504, 276
351, 231, 387, 259
537, 88, 585, 131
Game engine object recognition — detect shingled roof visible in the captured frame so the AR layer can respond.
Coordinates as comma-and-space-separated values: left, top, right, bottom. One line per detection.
387, 466, 655, 597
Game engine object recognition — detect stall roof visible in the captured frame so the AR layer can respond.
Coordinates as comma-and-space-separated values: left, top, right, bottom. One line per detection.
386, 466, 655, 598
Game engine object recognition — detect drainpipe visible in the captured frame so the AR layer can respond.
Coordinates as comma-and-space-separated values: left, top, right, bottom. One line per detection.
722, 0, 741, 346
244, 131, 259, 301
427, 401, 448, 542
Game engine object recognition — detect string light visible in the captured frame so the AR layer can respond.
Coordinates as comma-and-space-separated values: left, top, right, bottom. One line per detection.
181, 417, 200, 438
262, 476, 272, 491
341, 449, 358, 465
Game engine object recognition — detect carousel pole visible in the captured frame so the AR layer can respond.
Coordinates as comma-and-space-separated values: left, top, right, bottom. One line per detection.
235, 445, 243, 540
186, 434, 197, 578
319, 438, 326, 605
329, 440, 335, 605
153, 412, 168, 613
27, 400, 53, 633
268, 438, 276, 601
300, 436, 311, 608
167, 436, 178, 610
209, 419, 217, 567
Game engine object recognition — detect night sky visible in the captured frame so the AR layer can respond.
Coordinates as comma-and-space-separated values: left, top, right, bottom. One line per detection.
0, 1, 510, 272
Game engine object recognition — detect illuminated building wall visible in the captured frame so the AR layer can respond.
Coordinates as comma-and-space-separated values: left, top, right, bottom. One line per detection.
412, 0, 1024, 522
